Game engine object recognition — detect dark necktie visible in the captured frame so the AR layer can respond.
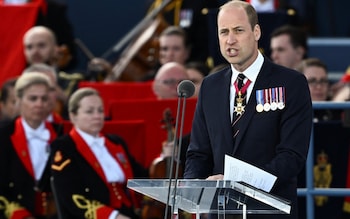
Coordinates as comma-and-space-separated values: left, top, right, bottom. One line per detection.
232, 73, 250, 137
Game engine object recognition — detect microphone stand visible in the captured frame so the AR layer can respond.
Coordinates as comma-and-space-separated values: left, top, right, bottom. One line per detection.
164, 93, 188, 219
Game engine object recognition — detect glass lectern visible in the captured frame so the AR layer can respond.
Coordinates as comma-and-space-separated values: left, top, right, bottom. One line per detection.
128, 179, 291, 219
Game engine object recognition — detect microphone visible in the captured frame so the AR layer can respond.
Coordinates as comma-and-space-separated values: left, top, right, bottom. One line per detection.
164, 79, 195, 218
177, 80, 195, 98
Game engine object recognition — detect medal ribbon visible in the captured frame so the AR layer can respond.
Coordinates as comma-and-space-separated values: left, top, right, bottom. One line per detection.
256, 90, 263, 105
234, 79, 251, 96
264, 88, 269, 104
278, 87, 285, 103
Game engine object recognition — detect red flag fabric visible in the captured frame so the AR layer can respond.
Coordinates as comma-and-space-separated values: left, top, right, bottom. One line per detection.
0, 0, 46, 86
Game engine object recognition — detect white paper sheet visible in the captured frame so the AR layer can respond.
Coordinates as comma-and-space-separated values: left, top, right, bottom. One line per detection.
223, 154, 277, 192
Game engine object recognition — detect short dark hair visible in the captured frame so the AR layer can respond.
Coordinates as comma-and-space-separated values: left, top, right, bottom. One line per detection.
270, 25, 308, 58
160, 25, 190, 49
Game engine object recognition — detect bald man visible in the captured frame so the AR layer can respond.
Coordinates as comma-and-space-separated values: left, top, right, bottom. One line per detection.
23, 26, 59, 67
152, 62, 189, 99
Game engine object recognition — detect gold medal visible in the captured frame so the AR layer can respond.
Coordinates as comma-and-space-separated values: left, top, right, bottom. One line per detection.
234, 93, 245, 115
234, 102, 245, 115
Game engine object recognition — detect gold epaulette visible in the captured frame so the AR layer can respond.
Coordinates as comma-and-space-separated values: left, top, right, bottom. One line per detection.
58, 71, 84, 80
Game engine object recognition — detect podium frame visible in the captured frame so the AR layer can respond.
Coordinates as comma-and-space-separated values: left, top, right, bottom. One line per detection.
128, 179, 291, 218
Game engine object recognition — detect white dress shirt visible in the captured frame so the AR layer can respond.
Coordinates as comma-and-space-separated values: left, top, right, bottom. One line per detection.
22, 119, 50, 180
76, 128, 125, 183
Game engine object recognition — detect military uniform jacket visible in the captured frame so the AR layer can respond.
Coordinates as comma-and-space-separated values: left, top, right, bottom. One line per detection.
0, 117, 60, 219
51, 128, 147, 219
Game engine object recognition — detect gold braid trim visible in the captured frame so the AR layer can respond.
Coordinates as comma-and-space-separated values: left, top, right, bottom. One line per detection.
72, 194, 103, 219
0, 196, 26, 218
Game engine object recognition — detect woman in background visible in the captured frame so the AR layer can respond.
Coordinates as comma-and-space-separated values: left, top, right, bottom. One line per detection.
51, 87, 147, 219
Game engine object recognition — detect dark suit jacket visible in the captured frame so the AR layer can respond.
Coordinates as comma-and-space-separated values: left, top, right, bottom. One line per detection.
0, 118, 62, 219
184, 58, 313, 218
50, 132, 148, 219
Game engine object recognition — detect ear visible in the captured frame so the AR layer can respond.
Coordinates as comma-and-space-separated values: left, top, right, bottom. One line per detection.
69, 112, 76, 124
254, 24, 261, 41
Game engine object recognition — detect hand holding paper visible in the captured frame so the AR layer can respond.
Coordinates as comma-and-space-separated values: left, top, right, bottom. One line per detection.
223, 154, 277, 192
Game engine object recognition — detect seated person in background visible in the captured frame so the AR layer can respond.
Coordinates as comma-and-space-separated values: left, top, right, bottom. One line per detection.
23, 25, 83, 97
23, 63, 67, 122
0, 78, 18, 122
152, 62, 189, 99
161, 62, 210, 165
137, 26, 191, 82
23, 26, 58, 67
296, 58, 342, 122
296, 58, 329, 101
35, 0, 78, 72
50, 87, 148, 219
146, 0, 220, 64
270, 24, 308, 70
0, 73, 62, 219
185, 61, 210, 98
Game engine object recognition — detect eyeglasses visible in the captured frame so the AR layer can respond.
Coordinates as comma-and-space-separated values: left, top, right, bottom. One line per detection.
307, 78, 329, 87
161, 79, 185, 86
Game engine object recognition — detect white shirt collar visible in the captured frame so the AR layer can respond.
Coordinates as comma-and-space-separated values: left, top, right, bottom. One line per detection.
75, 128, 103, 147
230, 51, 264, 83
21, 118, 46, 138
46, 113, 53, 122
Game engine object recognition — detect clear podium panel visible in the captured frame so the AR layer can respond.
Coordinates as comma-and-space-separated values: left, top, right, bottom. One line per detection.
127, 179, 291, 215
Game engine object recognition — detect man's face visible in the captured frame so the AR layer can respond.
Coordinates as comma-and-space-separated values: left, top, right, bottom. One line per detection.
159, 35, 189, 65
217, 5, 260, 72
24, 31, 57, 65
153, 63, 189, 99
270, 34, 303, 69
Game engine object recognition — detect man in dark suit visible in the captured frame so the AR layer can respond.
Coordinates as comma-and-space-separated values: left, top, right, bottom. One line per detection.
183, 1, 312, 219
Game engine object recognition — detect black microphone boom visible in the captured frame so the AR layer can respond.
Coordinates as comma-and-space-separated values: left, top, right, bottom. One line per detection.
177, 80, 195, 98
164, 79, 195, 219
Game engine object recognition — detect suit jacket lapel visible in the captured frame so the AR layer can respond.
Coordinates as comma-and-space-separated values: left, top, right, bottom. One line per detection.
221, 68, 235, 152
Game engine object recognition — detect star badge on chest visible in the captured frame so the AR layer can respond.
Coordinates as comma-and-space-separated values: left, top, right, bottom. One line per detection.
234, 95, 245, 115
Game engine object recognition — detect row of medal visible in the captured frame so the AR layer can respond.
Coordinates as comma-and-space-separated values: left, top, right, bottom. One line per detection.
256, 87, 285, 112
